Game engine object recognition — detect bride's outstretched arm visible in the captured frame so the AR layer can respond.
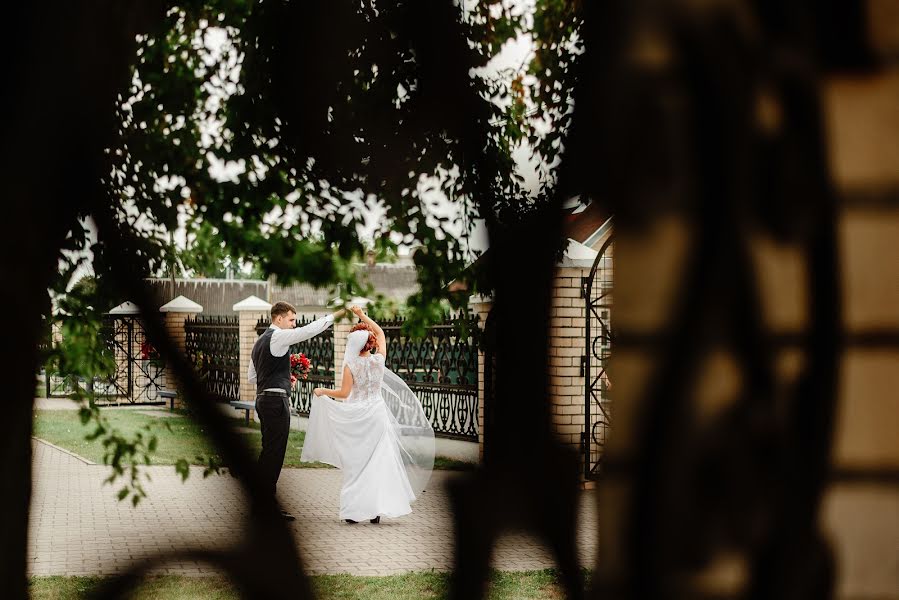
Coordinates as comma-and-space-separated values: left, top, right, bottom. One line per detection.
351, 306, 386, 356
313, 366, 353, 400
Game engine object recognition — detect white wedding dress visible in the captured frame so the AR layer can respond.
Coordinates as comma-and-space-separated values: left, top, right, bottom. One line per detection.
301, 336, 435, 522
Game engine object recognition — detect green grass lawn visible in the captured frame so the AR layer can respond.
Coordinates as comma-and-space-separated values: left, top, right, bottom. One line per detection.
32, 408, 321, 469
29, 570, 569, 599
32, 409, 475, 471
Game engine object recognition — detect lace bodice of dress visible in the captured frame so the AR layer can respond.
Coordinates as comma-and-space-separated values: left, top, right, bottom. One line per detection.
346, 353, 386, 401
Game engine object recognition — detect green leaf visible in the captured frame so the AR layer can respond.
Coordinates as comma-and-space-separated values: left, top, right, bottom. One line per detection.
85, 425, 105, 441
175, 458, 190, 482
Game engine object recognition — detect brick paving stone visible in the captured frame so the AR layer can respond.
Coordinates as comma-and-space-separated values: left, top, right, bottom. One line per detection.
29, 439, 597, 576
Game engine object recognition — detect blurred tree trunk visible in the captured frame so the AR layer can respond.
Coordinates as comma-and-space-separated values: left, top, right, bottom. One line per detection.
0, 4, 165, 597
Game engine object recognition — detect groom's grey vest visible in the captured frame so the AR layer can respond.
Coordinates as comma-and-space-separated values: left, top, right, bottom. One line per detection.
251, 328, 291, 395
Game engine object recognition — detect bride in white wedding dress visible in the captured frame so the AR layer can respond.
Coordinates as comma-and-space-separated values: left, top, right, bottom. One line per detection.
301, 306, 435, 524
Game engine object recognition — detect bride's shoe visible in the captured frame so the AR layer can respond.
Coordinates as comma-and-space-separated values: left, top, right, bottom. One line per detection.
370, 516, 380, 524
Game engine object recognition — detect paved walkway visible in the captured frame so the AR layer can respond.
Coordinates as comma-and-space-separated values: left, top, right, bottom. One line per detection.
34, 397, 85, 410
29, 440, 598, 577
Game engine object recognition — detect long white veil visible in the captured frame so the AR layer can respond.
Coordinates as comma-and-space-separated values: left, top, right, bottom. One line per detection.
343, 330, 435, 496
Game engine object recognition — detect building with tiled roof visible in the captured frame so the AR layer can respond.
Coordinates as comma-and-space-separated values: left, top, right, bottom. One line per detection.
561, 196, 613, 250
272, 259, 419, 314
448, 198, 613, 294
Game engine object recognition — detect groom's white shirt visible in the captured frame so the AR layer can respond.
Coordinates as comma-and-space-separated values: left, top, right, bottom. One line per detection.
247, 314, 335, 391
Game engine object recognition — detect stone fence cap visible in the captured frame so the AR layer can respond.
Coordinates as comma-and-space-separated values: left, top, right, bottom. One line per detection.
107, 301, 140, 315
159, 295, 203, 313
233, 295, 273, 312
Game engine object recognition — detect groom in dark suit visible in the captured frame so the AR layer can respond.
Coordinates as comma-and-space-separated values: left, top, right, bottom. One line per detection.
248, 301, 345, 520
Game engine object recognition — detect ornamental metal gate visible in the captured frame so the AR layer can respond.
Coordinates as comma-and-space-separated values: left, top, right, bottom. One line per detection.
96, 315, 168, 404
256, 316, 335, 415
582, 235, 614, 479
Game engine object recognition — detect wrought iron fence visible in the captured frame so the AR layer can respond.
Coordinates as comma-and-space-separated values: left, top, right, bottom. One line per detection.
256, 316, 335, 415
381, 315, 480, 441
185, 315, 240, 402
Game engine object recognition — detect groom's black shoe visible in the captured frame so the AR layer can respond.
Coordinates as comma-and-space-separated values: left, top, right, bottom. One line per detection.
370, 516, 380, 524
280, 510, 296, 522
345, 519, 358, 524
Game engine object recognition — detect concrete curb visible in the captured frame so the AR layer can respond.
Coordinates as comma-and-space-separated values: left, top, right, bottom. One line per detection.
31, 437, 96, 465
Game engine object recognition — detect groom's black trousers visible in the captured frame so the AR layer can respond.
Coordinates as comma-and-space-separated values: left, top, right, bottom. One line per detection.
255, 391, 291, 497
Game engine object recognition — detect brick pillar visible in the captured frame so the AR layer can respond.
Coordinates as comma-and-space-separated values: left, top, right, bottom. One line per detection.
333, 299, 367, 385
470, 295, 492, 463
160, 295, 203, 409
548, 265, 591, 459
233, 296, 273, 421
333, 299, 372, 385
162, 312, 189, 408
333, 317, 351, 386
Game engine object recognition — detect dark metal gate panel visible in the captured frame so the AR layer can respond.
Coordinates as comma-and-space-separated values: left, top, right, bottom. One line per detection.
185, 315, 241, 402
583, 235, 614, 479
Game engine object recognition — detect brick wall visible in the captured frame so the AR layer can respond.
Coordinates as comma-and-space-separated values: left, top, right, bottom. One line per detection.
472, 263, 596, 466
548, 267, 591, 453
237, 311, 267, 408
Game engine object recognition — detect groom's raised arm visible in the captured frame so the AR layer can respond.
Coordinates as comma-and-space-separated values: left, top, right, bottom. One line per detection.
269, 310, 344, 356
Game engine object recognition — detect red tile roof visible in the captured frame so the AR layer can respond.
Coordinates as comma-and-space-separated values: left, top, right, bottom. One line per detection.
564, 199, 609, 244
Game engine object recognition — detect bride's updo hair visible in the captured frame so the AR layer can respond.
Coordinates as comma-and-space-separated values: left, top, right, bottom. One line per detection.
350, 323, 377, 353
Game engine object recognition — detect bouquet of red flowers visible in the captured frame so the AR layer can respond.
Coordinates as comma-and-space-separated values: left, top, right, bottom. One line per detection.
289, 353, 312, 385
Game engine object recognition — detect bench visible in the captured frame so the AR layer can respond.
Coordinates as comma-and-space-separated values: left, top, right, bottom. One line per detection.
229, 400, 255, 425
160, 389, 177, 411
